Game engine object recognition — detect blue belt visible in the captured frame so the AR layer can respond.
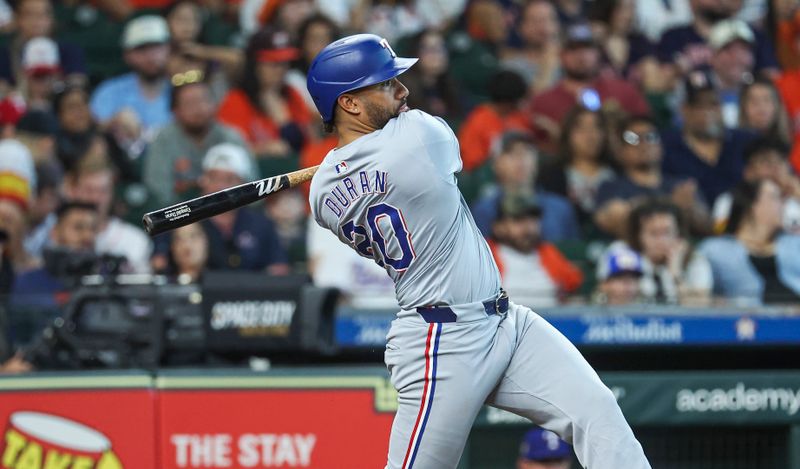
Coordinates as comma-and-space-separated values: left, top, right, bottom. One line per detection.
416, 291, 509, 323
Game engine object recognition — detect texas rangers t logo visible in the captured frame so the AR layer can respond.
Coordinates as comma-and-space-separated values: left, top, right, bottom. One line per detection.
380, 38, 396, 58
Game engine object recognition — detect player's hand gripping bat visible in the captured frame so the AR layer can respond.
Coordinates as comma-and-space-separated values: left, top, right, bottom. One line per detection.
142, 165, 320, 236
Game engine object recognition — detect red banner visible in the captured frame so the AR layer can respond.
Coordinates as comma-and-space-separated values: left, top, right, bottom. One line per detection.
158, 389, 394, 468
0, 389, 157, 468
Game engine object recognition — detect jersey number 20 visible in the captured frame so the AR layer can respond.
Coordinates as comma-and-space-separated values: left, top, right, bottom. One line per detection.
341, 203, 416, 272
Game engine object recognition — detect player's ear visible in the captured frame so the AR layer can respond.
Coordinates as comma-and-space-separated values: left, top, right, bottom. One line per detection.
337, 93, 361, 118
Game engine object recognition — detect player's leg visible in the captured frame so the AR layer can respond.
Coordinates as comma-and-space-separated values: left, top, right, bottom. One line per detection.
384, 314, 512, 469
485, 302, 651, 469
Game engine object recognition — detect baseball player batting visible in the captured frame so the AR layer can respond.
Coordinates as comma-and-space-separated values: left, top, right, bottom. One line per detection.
306, 34, 651, 469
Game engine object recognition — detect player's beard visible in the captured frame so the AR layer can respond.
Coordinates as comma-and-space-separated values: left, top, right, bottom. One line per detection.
364, 100, 403, 129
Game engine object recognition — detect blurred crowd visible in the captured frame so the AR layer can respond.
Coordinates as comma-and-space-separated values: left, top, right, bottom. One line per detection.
1, 0, 800, 368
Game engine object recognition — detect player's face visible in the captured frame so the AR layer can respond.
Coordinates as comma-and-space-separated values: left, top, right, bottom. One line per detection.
358, 77, 409, 129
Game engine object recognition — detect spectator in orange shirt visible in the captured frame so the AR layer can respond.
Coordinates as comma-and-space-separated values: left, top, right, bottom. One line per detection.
487, 192, 583, 308
457, 69, 531, 171
775, 26, 800, 174
217, 27, 312, 158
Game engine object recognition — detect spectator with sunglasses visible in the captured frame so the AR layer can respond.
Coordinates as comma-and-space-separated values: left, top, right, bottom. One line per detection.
143, 69, 250, 207
595, 115, 711, 239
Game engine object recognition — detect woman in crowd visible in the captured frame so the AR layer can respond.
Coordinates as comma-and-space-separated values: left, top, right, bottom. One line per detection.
398, 29, 462, 123
700, 179, 800, 305
589, 0, 666, 93
538, 105, 615, 226
217, 27, 312, 158
164, 222, 209, 283
738, 78, 791, 145
623, 199, 712, 305
286, 13, 340, 121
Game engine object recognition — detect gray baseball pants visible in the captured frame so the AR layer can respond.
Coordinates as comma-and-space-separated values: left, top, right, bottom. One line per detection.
383, 299, 651, 469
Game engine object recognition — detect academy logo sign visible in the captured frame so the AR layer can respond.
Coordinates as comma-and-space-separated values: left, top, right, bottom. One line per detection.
676, 383, 800, 416
1, 412, 123, 469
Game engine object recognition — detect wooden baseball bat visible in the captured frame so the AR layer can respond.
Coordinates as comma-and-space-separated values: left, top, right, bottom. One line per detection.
142, 165, 320, 237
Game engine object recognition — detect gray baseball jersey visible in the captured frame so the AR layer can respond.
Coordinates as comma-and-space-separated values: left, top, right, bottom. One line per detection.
309, 110, 500, 309
308, 109, 650, 469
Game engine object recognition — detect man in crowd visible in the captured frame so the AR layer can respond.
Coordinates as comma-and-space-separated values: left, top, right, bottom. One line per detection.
472, 131, 580, 242
708, 19, 756, 127
660, 69, 755, 204
144, 71, 250, 207
64, 153, 152, 274
488, 192, 583, 308
192, 143, 287, 274
90, 15, 172, 138
10, 201, 98, 311
529, 22, 650, 155
595, 115, 711, 239
596, 247, 644, 306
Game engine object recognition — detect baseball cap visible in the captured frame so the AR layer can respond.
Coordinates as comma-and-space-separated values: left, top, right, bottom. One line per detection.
497, 192, 542, 219
708, 19, 754, 51
22, 37, 60, 76
202, 143, 254, 181
255, 28, 299, 63
122, 15, 170, 50
519, 428, 571, 461
684, 69, 718, 105
0, 139, 36, 211
564, 23, 597, 49
598, 247, 644, 281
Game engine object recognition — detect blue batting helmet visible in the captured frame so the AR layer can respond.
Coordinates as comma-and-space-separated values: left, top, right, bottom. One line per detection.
306, 34, 418, 123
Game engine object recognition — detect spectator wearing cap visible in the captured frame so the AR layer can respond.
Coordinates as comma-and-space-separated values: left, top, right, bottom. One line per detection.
657, 0, 778, 80
144, 69, 250, 207
63, 157, 153, 274
595, 246, 643, 306
528, 22, 649, 156
472, 132, 579, 242
18, 37, 62, 111
699, 179, 800, 305
488, 192, 583, 308
218, 27, 312, 158
707, 19, 756, 128
458, 69, 532, 172
713, 139, 800, 235
599, 198, 712, 305
159, 143, 288, 274
660, 69, 755, 204
14, 109, 57, 164
501, 0, 562, 95
595, 115, 710, 239
517, 427, 573, 469
90, 15, 173, 137
0, 0, 87, 90
0, 140, 39, 274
